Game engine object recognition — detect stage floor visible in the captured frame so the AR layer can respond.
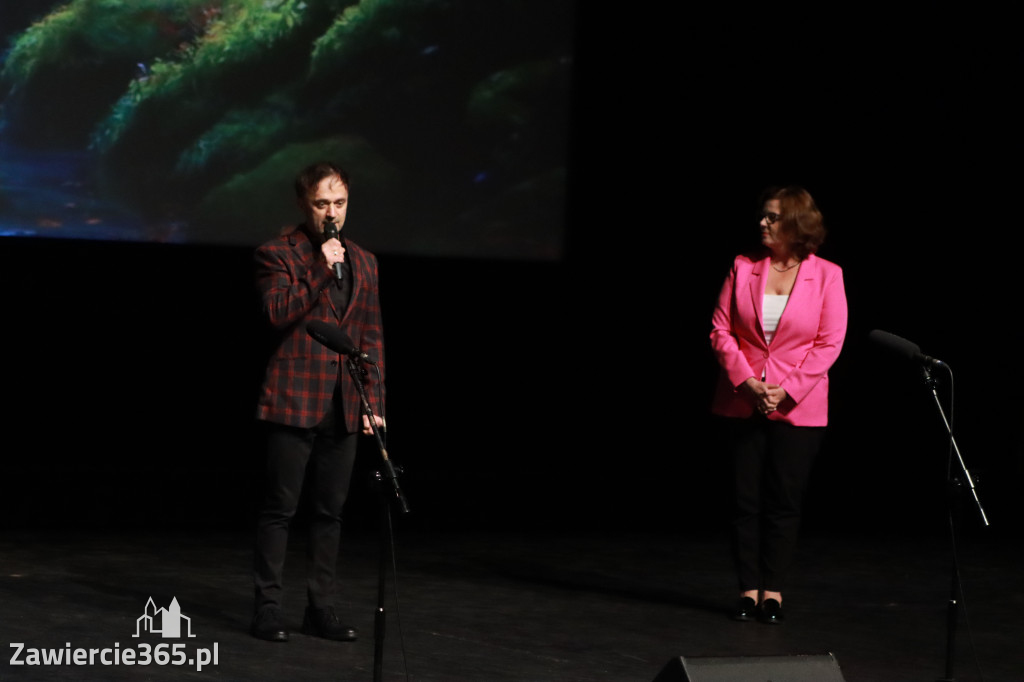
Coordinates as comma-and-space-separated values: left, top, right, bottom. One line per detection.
1, 526, 1019, 681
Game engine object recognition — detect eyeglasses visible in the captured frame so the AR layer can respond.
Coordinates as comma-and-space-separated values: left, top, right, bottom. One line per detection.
761, 211, 781, 225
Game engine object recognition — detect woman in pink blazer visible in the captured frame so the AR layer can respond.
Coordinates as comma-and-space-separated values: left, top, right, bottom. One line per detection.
710, 186, 847, 624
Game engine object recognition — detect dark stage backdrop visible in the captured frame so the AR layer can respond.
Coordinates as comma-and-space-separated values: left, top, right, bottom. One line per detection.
1, 8, 1022, 540
1, 0, 574, 260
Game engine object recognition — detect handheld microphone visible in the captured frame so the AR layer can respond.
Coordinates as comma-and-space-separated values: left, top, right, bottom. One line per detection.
307, 320, 376, 364
322, 218, 343, 281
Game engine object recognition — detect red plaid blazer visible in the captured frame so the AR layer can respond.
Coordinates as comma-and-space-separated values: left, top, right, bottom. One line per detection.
254, 227, 385, 432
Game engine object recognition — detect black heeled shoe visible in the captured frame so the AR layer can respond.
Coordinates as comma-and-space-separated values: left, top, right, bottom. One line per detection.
757, 598, 784, 624
732, 596, 757, 622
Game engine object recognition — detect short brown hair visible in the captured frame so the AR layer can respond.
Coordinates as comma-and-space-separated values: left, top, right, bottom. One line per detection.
762, 186, 826, 260
294, 161, 350, 199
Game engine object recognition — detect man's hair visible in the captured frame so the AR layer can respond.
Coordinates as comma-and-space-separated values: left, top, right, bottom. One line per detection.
761, 185, 826, 260
294, 161, 350, 199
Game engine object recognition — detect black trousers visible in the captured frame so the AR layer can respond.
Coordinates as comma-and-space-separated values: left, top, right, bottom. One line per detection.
253, 406, 358, 612
728, 416, 825, 593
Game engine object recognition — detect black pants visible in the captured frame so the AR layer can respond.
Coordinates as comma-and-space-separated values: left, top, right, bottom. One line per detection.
253, 407, 358, 612
728, 416, 824, 593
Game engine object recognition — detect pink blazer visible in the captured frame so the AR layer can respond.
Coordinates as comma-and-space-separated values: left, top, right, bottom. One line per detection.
710, 253, 847, 426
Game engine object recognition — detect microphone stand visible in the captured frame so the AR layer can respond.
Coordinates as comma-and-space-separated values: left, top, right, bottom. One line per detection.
343, 356, 409, 682
919, 364, 989, 682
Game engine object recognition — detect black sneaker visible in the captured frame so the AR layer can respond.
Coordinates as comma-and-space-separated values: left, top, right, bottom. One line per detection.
302, 606, 358, 641
250, 606, 289, 642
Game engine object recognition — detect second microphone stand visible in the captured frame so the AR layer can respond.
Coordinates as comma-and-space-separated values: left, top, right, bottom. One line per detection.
918, 364, 988, 682
343, 355, 409, 682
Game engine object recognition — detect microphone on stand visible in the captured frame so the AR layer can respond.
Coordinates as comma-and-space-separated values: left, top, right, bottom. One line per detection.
868, 329, 947, 368
323, 217, 344, 282
307, 320, 376, 364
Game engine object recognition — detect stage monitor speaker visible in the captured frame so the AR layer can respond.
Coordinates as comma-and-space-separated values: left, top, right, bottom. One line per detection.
652, 653, 846, 682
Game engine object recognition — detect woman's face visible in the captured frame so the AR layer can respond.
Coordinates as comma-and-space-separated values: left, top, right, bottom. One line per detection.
760, 199, 784, 252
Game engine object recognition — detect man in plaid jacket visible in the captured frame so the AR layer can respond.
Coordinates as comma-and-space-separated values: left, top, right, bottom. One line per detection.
250, 161, 385, 643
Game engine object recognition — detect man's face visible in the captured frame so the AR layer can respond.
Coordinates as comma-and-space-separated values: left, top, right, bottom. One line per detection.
300, 175, 349, 235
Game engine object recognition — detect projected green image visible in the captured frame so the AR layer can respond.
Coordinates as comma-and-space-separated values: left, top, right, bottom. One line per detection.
1, 0, 574, 258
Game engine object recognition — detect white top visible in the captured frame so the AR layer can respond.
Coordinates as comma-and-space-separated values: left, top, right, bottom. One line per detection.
762, 294, 789, 344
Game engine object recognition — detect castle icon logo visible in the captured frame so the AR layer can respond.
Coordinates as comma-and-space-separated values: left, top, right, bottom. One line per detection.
133, 597, 196, 638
